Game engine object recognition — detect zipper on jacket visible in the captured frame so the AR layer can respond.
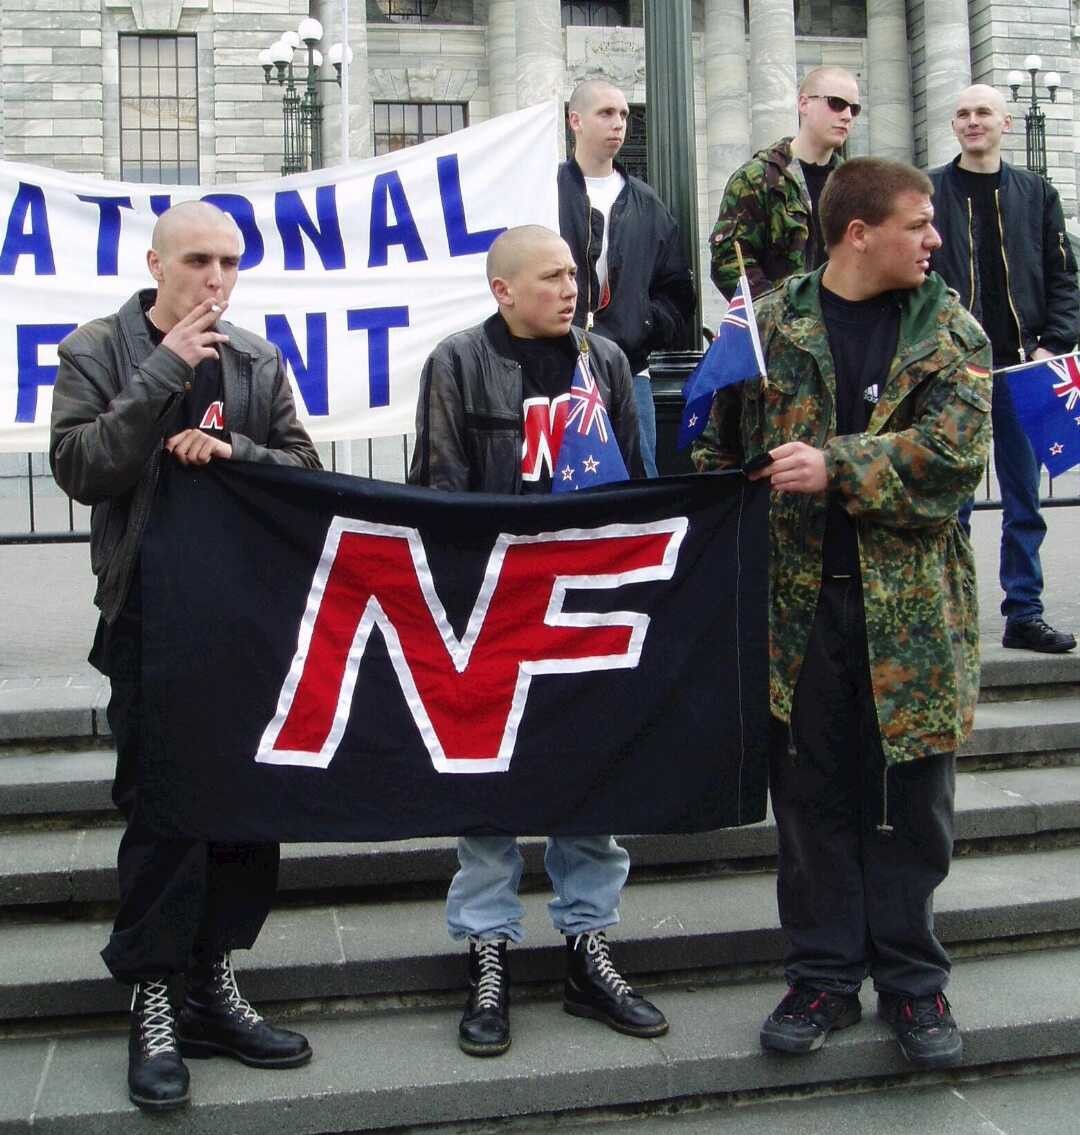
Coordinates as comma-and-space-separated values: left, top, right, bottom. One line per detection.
994, 188, 1026, 363
584, 195, 595, 330
965, 199, 976, 310
1059, 231, 1069, 271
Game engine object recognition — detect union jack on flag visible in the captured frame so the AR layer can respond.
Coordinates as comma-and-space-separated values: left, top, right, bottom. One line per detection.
551, 350, 629, 493
678, 273, 766, 450
1004, 350, 1080, 477
1050, 354, 1080, 412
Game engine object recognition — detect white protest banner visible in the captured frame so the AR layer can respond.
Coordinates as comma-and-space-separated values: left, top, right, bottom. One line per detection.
0, 102, 559, 453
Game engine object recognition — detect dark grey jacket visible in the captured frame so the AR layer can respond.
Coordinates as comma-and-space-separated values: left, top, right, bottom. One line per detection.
408, 314, 640, 493
929, 156, 1080, 362
50, 289, 320, 622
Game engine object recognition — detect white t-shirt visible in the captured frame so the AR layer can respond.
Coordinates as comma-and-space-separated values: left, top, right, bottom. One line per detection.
583, 170, 625, 299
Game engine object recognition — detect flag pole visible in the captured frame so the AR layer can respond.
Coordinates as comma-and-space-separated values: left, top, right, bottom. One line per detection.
733, 241, 764, 388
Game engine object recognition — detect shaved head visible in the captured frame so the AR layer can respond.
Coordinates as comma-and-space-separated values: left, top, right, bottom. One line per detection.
151, 200, 242, 257
954, 84, 1009, 117
568, 78, 623, 117
486, 225, 568, 284
799, 65, 857, 96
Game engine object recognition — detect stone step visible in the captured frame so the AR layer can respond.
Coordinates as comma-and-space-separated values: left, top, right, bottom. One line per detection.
2, 689, 1079, 826
2, 766, 1080, 908
2, 945, 1078, 1134
1, 649, 1078, 751
2, 846, 1078, 1022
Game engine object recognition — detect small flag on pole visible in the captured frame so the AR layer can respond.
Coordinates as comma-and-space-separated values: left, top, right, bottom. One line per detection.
1003, 351, 1080, 477
678, 271, 766, 450
551, 348, 630, 493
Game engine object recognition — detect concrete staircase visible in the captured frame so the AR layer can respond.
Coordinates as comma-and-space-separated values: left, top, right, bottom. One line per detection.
1, 650, 1079, 1133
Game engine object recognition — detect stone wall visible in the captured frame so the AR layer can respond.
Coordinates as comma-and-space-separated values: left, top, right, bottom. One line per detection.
1, 0, 105, 174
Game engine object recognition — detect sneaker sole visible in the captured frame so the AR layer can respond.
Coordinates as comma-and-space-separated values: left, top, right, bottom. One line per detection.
1002, 635, 1076, 653
458, 1035, 512, 1057
893, 1030, 964, 1069
563, 999, 670, 1038
759, 1004, 862, 1054
178, 1037, 313, 1069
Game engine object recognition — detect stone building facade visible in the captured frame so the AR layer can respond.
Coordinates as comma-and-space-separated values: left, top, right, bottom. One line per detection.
1, 0, 1078, 326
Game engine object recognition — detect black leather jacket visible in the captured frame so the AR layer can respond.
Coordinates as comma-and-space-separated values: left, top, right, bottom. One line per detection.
408, 314, 641, 493
929, 156, 1080, 362
558, 159, 696, 374
50, 289, 320, 622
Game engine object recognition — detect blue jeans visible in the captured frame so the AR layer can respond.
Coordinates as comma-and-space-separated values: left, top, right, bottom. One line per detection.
446, 835, 630, 942
958, 371, 1046, 622
633, 374, 658, 479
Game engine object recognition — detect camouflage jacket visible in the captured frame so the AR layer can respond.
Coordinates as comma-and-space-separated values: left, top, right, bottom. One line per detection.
692, 269, 992, 765
709, 137, 840, 300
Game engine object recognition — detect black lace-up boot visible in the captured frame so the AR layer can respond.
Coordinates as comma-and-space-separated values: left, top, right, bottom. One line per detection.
459, 936, 511, 1056
128, 979, 190, 1112
563, 930, 668, 1037
177, 950, 312, 1068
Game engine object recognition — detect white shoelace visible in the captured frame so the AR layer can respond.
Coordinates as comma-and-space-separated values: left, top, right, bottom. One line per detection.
471, 939, 506, 1010
132, 979, 177, 1058
215, 952, 263, 1026
579, 932, 631, 996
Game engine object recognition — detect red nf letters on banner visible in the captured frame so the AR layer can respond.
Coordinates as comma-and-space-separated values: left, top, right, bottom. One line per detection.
256, 517, 687, 773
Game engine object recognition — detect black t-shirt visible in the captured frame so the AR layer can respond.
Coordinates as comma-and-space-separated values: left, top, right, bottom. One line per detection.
819, 283, 901, 576
491, 319, 578, 495
801, 160, 832, 270
953, 166, 1019, 366
142, 301, 227, 434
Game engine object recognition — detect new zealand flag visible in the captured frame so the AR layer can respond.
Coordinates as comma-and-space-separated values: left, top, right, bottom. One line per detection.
678, 274, 766, 450
137, 462, 769, 842
551, 349, 629, 492
1004, 351, 1080, 477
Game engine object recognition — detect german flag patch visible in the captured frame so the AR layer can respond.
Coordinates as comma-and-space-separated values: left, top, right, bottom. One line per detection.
964, 363, 991, 381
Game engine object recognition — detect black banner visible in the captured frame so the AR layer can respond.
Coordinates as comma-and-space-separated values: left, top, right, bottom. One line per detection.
139, 462, 769, 841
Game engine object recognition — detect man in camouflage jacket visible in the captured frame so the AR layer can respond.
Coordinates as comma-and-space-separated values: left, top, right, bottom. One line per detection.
710, 66, 859, 299
694, 160, 991, 1070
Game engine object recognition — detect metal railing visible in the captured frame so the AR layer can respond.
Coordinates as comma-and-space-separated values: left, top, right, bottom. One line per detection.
0, 437, 415, 545
3, 443, 1079, 546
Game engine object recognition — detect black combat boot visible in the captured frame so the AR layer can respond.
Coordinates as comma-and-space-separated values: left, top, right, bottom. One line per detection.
177, 950, 312, 1068
128, 979, 190, 1112
563, 930, 668, 1037
458, 936, 511, 1056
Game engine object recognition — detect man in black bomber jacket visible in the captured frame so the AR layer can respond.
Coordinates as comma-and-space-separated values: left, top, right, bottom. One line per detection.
929, 84, 1080, 654
558, 77, 696, 476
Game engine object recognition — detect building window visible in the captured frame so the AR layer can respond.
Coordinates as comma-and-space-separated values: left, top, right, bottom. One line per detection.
379, 0, 440, 23
119, 34, 199, 184
566, 103, 648, 183
561, 1, 629, 27
373, 102, 467, 155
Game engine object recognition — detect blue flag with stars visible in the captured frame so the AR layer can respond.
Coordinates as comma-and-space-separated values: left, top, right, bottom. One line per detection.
678, 274, 766, 450
1004, 351, 1080, 477
551, 349, 629, 493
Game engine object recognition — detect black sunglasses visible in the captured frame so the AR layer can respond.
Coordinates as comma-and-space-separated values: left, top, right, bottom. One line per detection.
807, 94, 861, 118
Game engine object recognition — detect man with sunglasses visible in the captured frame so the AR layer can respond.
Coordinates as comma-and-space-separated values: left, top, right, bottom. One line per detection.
710, 66, 860, 300
929, 84, 1080, 654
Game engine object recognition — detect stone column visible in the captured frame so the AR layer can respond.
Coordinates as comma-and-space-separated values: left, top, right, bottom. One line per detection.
515, 0, 564, 112
747, 0, 798, 152
316, 0, 371, 164
923, 0, 971, 167
488, 0, 517, 118
866, 0, 913, 162
704, 0, 751, 222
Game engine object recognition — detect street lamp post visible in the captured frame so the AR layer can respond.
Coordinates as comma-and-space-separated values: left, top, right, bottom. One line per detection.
259, 20, 353, 176
1005, 56, 1061, 179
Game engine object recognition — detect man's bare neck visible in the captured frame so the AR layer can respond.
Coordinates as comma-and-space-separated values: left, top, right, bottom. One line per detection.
791, 132, 835, 168
575, 153, 616, 179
